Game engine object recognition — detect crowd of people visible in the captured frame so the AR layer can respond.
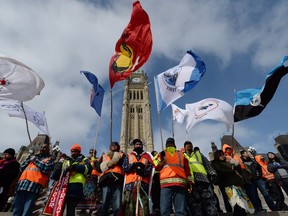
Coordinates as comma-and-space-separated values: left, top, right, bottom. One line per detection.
1, 138, 288, 216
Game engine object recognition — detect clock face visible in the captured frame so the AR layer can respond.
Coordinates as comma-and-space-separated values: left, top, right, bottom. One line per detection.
132, 77, 141, 83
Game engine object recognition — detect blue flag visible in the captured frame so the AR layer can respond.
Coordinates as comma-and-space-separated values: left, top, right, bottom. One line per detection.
234, 56, 288, 122
80, 71, 105, 117
154, 50, 206, 112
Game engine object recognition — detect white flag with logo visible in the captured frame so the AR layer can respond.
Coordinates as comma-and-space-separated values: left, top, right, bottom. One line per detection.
154, 50, 206, 112
0, 55, 45, 101
0, 99, 50, 135
171, 104, 188, 124
185, 98, 233, 131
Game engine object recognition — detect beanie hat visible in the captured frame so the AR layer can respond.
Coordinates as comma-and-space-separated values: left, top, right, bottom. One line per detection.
184, 141, 192, 147
133, 139, 143, 145
4, 148, 15, 157
166, 137, 175, 144
70, 144, 81, 152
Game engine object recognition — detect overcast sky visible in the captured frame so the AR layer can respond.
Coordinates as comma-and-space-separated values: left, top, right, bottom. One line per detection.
1, 0, 288, 158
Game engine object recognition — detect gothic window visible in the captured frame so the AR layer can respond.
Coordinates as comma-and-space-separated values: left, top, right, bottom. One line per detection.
137, 91, 139, 100
141, 91, 143, 100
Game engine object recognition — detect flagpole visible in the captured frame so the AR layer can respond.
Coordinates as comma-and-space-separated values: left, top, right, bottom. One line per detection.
157, 112, 164, 151
110, 89, 113, 145
94, 117, 101, 151
154, 77, 164, 150
21, 102, 32, 145
171, 109, 174, 139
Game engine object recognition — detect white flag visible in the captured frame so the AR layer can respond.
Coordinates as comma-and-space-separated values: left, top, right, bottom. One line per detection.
0, 55, 45, 101
185, 98, 233, 131
171, 104, 188, 124
154, 51, 206, 112
0, 99, 50, 135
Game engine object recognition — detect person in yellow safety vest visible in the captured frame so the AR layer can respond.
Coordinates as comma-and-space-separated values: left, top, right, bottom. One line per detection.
13, 141, 54, 216
183, 141, 219, 216
255, 155, 288, 211
151, 150, 160, 216
155, 138, 193, 216
96, 141, 125, 216
61, 144, 92, 216
122, 138, 153, 216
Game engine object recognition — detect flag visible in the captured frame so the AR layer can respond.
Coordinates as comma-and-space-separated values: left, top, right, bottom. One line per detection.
186, 98, 233, 131
234, 56, 288, 122
0, 55, 45, 101
0, 99, 50, 135
154, 50, 206, 112
80, 71, 105, 117
171, 104, 188, 124
109, 0, 152, 88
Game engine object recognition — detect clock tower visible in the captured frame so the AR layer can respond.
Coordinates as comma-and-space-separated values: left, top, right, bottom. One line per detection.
119, 70, 154, 153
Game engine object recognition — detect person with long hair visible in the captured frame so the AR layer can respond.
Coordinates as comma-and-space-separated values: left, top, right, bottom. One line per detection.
267, 152, 288, 195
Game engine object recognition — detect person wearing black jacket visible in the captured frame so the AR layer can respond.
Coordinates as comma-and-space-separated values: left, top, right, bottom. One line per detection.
241, 150, 277, 212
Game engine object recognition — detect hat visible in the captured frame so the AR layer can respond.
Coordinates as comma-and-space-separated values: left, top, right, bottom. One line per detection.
70, 144, 81, 152
184, 141, 192, 147
166, 137, 175, 144
132, 139, 143, 145
4, 148, 15, 157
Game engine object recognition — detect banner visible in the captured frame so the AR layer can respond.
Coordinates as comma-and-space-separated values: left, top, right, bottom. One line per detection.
154, 51, 206, 112
234, 56, 288, 122
186, 98, 233, 131
0, 55, 45, 101
109, 0, 152, 88
0, 99, 50, 135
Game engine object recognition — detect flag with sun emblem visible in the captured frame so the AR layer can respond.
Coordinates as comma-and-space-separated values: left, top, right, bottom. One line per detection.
109, 0, 152, 88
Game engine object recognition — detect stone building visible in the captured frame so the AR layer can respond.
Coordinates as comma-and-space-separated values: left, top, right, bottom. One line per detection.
119, 70, 154, 153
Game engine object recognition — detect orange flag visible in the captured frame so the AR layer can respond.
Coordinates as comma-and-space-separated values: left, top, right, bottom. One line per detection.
109, 0, 152, 88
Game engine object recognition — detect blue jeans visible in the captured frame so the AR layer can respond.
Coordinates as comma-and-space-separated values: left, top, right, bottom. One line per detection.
256, 179, 277, 211
13, 191, 37, 216
101, 184, 122, 216
160, 186, 186, 216
244, 181, 263, 211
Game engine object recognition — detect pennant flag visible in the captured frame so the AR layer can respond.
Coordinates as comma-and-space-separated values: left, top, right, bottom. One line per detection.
186, 98, 233, 131
154, 50, 206, 112
80, 71, 105, 117
0, 55, 45, 101
171, 104, 188, 124
109, 0, 152, 88
0, 99, 50, 135
234, 56, 288, 122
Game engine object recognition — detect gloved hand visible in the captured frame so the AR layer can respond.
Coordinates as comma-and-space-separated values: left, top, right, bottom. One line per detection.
66, 164, 77, 172
136, 168, 145, 177
134, 162, 145, 169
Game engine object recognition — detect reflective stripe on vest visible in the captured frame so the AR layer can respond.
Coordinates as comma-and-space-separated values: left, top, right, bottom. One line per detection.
261, 164, 275, 180
125, 153, 150, 185
65, 160, 86, 186
19, 157, 51, 187
100, 153, 124, 177
186, 151, 207, 175
160, 150, 186, 184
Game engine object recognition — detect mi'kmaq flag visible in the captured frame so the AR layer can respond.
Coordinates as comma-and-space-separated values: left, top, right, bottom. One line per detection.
109, 0, 152, 88
154, 50, 206, 112
171, 104, 188, 124
186, 98, 233, 131
234, 56, 288, 122
0, 99, 50, 135
0, 55, 45, 101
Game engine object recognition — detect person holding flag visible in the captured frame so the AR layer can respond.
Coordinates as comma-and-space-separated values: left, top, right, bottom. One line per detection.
13, 141, 54, 216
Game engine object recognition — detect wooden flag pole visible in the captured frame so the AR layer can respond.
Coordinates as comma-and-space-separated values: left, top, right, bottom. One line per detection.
154, 77, 164, 150
171, 108, 175, 139
93, 117, 101, 151
110, 89, 113, 145
21, 102, 32, 145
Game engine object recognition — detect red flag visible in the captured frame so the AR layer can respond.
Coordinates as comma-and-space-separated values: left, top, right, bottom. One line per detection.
109, 0, 152, 88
